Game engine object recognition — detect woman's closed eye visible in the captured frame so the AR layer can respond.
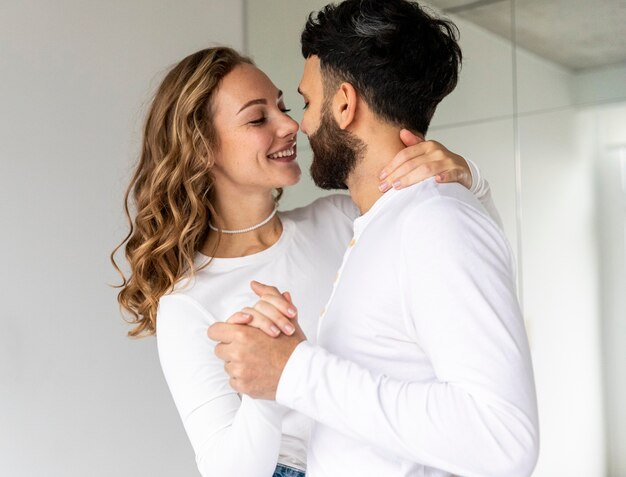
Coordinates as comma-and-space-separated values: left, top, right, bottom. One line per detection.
249, 107, 292, 125
249, 116, 266, 125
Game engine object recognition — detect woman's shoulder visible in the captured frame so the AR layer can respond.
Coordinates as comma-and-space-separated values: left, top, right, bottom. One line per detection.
281, 193, 359, 224
158, 271, 216, 323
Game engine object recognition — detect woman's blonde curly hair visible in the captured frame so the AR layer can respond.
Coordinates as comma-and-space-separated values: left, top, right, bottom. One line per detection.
111, 47, 257, 337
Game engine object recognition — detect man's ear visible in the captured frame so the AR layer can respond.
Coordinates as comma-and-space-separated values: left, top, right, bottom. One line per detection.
333, 82, 358, 130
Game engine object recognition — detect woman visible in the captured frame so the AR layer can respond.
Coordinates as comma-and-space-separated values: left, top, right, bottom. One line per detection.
112, 47, 496, 477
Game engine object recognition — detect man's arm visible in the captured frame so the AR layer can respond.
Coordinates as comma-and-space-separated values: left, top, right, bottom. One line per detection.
213, 199, 538, 477
278, 198, 537, 477
380, 129, 502, 225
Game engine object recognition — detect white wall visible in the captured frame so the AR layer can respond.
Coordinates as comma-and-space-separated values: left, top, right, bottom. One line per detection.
0, 1, 243, 476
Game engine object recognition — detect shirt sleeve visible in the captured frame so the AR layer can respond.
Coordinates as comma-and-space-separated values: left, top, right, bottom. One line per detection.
465, 158, 503, 228
276, 198, 538, 477
156, 294, 287, 477
324, 193, 361, 220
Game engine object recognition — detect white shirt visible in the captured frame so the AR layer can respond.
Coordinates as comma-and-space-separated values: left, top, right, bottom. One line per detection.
276, 179, 539, 477
156, 162, 497, 477
157, 195, 357, 476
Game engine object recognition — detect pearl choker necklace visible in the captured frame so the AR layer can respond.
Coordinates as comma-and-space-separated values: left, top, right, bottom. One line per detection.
208, 206, 278, 234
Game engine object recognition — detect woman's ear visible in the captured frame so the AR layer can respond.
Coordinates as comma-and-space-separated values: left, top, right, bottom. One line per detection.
333, 82, 358, 130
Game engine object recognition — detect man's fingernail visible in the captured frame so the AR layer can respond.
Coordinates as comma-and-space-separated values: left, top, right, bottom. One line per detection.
392, 180, 402, 189
270, 325, 280, 335
242, 313, 251, 319
284, 324, 295, 334
288, 307, 297, 317
379, 170, 388, 180
379, 182, 391, 192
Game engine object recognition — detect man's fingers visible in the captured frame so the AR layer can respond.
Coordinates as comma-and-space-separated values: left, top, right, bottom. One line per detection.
226, 312, 253, 325
207, 323, 229, 341
215, 342, 228, 361
207, 322, 240, 343
250, 280, 282, 298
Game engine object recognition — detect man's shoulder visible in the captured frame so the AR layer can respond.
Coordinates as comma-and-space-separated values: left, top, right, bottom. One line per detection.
387, 180, 503, 244
395, 178, 484, 216
392, 180, 512, 261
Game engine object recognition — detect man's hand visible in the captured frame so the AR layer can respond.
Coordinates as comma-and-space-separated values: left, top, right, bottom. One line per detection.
208, 317, 306, 400
378, 129, 472, 192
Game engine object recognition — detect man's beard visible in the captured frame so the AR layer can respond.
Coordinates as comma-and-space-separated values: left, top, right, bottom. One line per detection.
309, 106, 366, 190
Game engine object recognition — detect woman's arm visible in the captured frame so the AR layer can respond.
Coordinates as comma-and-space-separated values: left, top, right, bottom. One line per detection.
465, 158, 503, 227
378, 129, 503, 226
156, 294, 287, 477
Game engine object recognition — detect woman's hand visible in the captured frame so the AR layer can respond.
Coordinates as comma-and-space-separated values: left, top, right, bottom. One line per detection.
226, 281, 298, 338
378, 129, 472, 192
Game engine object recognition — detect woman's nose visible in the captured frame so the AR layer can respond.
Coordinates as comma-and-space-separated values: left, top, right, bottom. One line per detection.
279, 114, 299, 138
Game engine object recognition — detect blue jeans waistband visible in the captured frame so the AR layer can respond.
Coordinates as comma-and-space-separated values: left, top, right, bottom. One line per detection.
273, 463, 306, 477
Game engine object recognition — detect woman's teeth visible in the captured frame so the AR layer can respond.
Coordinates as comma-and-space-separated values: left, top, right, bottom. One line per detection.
268, 147, 295, 159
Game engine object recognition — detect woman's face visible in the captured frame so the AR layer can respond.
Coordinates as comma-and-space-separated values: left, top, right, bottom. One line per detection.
210, 63, 301, 194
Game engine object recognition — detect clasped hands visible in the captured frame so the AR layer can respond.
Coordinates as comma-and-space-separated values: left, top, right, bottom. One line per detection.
207, 281, 305, 400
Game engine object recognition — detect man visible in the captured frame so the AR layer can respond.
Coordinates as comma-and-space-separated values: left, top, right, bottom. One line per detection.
209, 1, 539, 476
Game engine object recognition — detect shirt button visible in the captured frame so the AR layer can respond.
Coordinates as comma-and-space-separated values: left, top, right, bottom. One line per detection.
320, 308, 325, 317
348, 239, 356, 247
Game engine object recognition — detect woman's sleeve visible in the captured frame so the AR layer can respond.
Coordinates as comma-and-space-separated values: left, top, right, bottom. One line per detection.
156, 294, 287, 477
465, 158, 503, 228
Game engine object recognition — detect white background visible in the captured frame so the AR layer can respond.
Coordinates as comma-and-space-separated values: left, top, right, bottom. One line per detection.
0, 1, 243, 475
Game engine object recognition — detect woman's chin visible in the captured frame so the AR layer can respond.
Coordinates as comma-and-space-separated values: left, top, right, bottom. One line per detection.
276, 163, 302, 188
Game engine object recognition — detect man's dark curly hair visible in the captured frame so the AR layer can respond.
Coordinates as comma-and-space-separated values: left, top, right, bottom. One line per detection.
301, 0, 462, 135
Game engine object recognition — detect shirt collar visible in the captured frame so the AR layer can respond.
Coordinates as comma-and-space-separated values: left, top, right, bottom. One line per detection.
352, 186, 402, 238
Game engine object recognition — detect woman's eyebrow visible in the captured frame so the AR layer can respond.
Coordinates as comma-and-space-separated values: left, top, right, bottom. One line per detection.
238, 90, 284, 114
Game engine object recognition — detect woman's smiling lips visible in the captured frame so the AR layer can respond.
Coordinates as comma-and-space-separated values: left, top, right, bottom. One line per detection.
267, 143, 297, 162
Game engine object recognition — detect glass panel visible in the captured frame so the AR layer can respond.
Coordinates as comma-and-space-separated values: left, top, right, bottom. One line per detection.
515, 0, 626, 473
518, 107, 607, 476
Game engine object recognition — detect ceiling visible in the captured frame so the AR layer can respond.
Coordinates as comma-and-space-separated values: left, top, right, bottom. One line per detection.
428, 0, 626, 71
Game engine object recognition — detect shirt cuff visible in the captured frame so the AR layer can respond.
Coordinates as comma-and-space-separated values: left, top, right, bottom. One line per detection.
276, 340, 314, 408
465, 157, 480, 194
